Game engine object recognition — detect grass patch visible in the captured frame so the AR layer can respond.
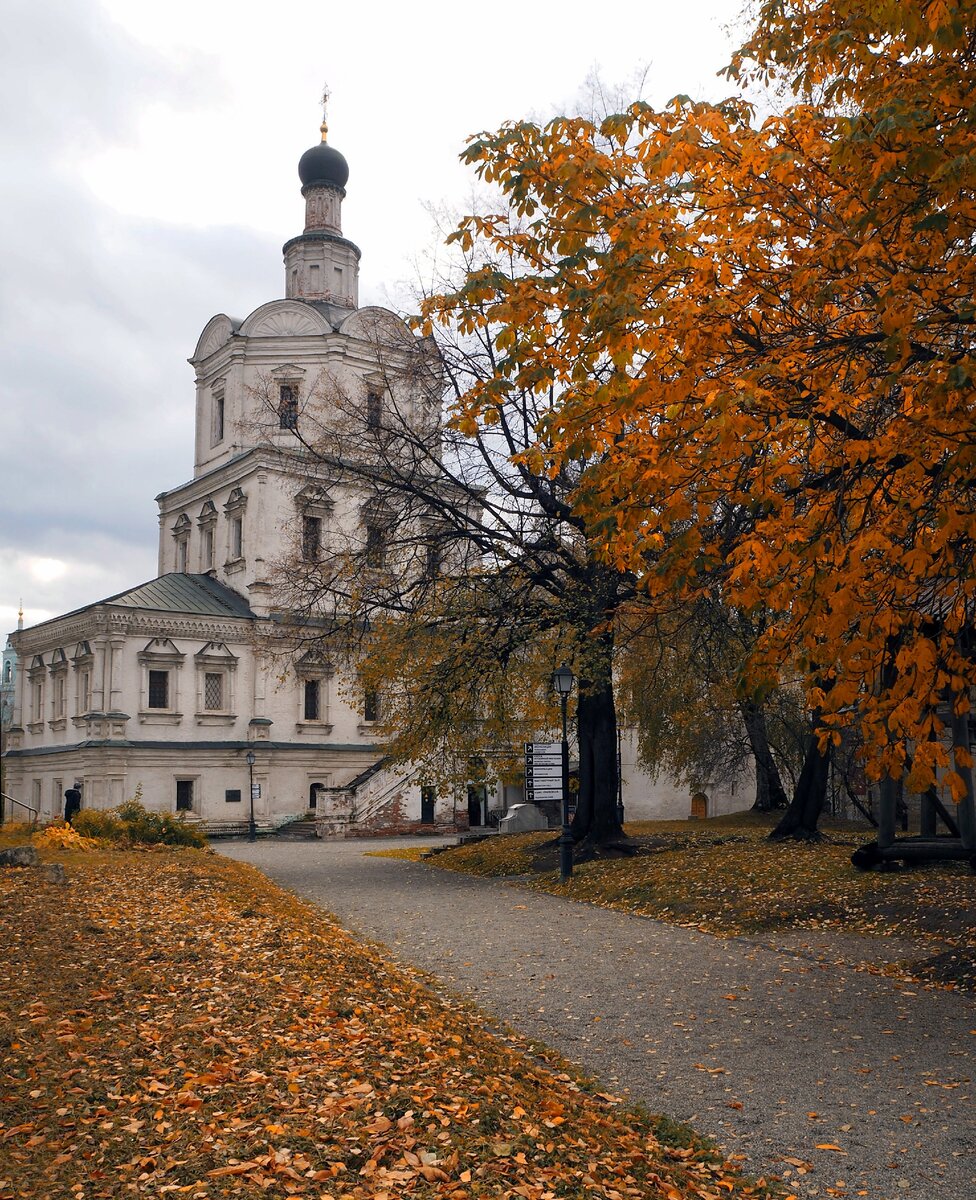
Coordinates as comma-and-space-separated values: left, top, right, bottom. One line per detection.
0, 841, 783, 1199
427, 815, 976, 989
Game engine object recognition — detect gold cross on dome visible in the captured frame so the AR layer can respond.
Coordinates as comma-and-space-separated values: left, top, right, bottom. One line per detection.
320, 83, 330, 142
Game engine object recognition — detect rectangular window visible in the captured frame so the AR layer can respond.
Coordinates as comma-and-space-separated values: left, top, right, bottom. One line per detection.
364, 688, 380, 723
176, 780, 194, 812
211, 394, 225, 445
302, 515, 321, 562
55, 676, 66, 717
366, 390, 382, 431
148, 669, 169, 709
32, 681, 43, 722
426, 542, 441, 577
231, 516, 243, 559
225, 788, 242, 804
279, 384, 299, 430
365, 525, 385, 568
304, 678, 320, 721
177, 537, 188, 572
79, 670, 90, 713
203, 527, 214, 570
204, 672, 223, 711
309, 263, 320, 290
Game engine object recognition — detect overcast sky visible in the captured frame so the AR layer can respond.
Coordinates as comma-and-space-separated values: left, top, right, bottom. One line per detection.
1, 0, 747, 633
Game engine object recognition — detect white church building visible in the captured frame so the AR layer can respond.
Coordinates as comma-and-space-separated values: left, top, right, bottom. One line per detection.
1, 116, 458, 833
3, 113, 747, 833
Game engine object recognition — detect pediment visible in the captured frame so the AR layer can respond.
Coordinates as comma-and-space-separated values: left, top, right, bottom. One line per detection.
195, 641, 238, 663
192, 314, 241, 363
338, 306, 415, 347
139, 638, 184, 661
240, 301, 331, 339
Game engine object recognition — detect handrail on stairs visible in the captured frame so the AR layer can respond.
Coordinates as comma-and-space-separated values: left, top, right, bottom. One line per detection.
1, 792, 39, 828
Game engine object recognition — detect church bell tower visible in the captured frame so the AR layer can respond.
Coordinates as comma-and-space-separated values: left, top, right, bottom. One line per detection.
282, 88, 361, 309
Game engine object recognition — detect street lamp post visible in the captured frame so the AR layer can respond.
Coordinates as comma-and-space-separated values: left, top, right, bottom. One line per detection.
552, 663, 574, 882
246, 750, 256, 843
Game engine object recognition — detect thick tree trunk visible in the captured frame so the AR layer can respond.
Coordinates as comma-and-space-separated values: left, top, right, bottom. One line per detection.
740, 699, 789, 811
569, 627, 625, 848
769, 735, 831, 841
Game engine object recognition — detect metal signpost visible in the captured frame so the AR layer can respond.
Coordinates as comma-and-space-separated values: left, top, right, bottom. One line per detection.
524, 742, 564, 808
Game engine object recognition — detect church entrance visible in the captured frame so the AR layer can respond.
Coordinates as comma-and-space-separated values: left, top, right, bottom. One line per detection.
420, 786, 436, 824
467, 785, 486, 828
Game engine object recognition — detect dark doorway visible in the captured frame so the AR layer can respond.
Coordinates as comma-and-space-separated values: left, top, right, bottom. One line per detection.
309, 782, 325, 810
420, 786, 436, 824
467, 785, 486, 827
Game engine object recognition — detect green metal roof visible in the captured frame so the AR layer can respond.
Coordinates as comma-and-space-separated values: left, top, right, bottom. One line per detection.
102, 573, 255, 618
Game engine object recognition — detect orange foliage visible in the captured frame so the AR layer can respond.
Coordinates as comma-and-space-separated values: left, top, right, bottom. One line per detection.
422, 1, 976, 791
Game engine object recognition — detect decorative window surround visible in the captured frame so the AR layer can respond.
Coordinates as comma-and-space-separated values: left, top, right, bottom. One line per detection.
197, 500, 217, 572
194, 642, 238, 726
295, 484, 334, 563
223, 487, 247, 567
137, 638, 184, 725
211, 383, 226, 447
358, 685, 382, 735
172, 513, 191, 574
72, 642, 94, 725
295, 652, 334, 734
273, 364, 305, 432
28, 655, 45, 732
48, 648, 69, 729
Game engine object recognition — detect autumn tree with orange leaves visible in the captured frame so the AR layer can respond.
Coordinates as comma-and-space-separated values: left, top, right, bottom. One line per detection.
421, 0, 976, 838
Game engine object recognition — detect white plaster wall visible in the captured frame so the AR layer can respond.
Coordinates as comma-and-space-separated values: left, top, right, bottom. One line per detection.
619, 728, 753, 821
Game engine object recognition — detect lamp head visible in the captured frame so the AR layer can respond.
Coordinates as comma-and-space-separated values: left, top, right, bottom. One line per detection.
245, 751, 256, 767
552, 663, 574, 696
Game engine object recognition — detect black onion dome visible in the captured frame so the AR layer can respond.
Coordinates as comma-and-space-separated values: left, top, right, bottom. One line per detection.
298, 141, 349, 189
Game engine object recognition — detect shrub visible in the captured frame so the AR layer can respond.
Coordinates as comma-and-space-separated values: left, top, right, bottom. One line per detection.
72, 792, 207, 849
31, 823, 100, 852
113, 799, 207, 848
72, 809, 125, 841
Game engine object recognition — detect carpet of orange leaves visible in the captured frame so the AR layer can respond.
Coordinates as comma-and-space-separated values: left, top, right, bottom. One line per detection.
0, 846, 783, 1199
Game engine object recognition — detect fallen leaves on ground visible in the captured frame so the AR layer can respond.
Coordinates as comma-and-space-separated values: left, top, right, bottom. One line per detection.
0, 846, 783, 1199
429, 816, 976, 989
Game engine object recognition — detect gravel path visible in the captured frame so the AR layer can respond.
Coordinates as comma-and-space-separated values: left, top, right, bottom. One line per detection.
217, 837, 975, 1199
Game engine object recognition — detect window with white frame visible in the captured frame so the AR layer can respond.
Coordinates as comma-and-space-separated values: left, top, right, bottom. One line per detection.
211, 389, 225, 446
197, 501, 217, 572
296, 653, 333, 730
172, 513, 191, 573
194, 642, 237, 724
72, 642, 94, 717
223, 488, 246, 564
295, 485, 333, 565
27, 656, 45, 728
138, 639, 184, 722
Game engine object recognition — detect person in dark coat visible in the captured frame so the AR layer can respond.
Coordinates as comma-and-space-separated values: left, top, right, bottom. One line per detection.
63, 787, 81, 825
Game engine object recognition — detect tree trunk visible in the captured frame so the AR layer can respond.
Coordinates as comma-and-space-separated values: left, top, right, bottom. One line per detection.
741, 699, 789, 811
570, 627, 625, 848
769, 735, 831, 841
